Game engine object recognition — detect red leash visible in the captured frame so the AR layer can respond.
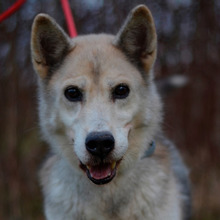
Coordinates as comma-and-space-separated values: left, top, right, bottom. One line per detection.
60, 0, 77, 38
0, 0, 78, 38
0, 0, 26, 23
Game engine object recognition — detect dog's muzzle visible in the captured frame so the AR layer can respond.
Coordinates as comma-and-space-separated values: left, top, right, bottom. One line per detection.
80, 131, 120, 185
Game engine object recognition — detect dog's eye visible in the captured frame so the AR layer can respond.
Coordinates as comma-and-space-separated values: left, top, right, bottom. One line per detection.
64, 86, 83, 102
112, 84, 130, 100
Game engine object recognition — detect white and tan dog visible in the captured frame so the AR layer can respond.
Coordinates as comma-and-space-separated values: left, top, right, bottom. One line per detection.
31, 5, 191, 220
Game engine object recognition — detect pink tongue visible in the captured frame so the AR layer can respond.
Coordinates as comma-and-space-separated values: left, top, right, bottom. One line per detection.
90, 163, 112, 180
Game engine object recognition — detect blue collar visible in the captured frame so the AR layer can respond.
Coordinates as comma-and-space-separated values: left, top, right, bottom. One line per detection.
142, 141, 156, 158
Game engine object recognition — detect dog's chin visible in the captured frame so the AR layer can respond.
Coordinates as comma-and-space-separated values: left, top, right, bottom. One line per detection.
80, 160, 121, 185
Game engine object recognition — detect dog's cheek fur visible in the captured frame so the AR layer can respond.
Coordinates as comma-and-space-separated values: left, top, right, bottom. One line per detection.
119, 85, 162, 174
106, 79, 162, 176
37, 79, 81, 169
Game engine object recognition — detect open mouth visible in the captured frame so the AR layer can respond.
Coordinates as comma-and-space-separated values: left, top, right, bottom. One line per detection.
80, 161, 120, 185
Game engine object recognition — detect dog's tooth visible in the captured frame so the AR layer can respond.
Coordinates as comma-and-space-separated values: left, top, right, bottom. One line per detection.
87, 165, 91, 170
111, 161, 116, 169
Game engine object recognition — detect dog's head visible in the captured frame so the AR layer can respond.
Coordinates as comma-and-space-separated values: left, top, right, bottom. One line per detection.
31, 5, 162, 185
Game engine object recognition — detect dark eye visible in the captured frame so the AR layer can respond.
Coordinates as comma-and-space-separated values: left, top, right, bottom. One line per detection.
64, 86, 83, 102
112, 84, 130, 100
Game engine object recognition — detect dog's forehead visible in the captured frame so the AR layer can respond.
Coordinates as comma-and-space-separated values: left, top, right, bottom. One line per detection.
60, 34, 141, 83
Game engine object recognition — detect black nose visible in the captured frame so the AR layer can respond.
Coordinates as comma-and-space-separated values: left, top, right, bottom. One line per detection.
85, 132, 115, 159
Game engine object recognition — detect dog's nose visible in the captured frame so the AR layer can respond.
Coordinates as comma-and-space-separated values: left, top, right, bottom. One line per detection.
85, 132, 115, 159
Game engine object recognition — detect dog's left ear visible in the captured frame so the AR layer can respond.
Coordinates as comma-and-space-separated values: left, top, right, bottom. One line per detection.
114, 5, 157, 74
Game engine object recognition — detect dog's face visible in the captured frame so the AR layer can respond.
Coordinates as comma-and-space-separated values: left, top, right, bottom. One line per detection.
31, 5, 161, 185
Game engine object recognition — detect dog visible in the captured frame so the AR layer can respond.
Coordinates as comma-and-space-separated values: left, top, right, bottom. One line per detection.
31, 4, 191, 220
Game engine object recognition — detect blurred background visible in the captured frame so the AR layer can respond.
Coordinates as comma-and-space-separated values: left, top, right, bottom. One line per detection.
0, 0, 219, 219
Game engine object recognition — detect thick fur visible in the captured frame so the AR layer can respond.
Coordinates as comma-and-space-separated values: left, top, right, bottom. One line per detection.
31, 5, 191, 220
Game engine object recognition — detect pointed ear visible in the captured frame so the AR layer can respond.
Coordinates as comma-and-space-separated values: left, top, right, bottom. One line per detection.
31, 14, 74, 78
114, 5, 157, 74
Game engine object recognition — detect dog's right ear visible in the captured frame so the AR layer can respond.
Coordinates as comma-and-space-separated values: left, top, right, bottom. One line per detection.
31, 14, 74, 78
